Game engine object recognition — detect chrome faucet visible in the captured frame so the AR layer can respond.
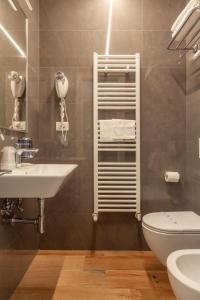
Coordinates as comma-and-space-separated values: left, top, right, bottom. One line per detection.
15, 144, 39, 167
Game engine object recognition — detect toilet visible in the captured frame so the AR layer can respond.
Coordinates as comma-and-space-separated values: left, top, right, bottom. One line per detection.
142, 211, 200, 265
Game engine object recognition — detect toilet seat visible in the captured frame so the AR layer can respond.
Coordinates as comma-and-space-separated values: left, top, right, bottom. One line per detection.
142, 211, 200, 235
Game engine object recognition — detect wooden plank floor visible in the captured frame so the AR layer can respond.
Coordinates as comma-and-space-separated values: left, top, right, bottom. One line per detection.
10, 251, 176, 300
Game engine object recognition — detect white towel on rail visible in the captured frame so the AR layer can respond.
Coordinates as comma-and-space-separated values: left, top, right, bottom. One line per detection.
111, 119, 136, 141
99, 119, 136, 141
99, 120, 114, 141
171, 0, 200, 41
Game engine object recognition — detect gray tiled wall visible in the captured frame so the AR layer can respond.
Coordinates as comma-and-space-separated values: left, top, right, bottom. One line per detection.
0, 0, 187, 251
37, 0, 187, 250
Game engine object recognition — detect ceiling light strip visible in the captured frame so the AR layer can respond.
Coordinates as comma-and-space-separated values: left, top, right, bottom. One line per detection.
0, 24, 26, 58
105, 0, 113, 55
25, 0, 33, 11
8, 0, 18, 11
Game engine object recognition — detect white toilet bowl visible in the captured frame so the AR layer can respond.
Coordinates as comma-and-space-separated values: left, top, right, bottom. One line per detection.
167, 249, 200, 300
142, 211, 200, 265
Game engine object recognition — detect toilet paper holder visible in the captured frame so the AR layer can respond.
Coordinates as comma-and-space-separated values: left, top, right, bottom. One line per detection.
164, 171, 180, 183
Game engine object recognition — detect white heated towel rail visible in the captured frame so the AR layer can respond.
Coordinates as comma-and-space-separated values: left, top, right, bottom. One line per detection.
93, 53, 141, 222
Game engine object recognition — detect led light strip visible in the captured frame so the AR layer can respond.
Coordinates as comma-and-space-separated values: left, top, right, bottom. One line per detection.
0, 24, 26, 58
8, 0, 18, 11
105, 0, 113, 55
25, 0, 33, 11
8, 0, 33, 12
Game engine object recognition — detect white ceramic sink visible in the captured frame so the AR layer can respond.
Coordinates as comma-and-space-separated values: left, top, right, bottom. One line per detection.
0, 163, 78, 198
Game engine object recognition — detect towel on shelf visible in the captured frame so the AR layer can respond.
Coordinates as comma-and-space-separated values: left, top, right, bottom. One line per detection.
171, 0, 200, 41
172, 10, 200, 42
111, 119, 136, 141
99, 120, 114, 141
171, 0, 198, 32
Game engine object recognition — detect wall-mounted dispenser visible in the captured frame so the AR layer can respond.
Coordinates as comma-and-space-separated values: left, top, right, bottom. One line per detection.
8, 71, 26, 130
55, 71, 69, 145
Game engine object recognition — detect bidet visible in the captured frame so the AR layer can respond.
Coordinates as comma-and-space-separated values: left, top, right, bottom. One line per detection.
167, 249, 200, 300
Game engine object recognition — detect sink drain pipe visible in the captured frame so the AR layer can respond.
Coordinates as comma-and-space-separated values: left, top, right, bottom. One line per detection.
5, 198, 45, 234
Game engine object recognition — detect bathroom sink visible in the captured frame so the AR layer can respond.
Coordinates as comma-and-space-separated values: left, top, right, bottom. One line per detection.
0, 164, 78, 198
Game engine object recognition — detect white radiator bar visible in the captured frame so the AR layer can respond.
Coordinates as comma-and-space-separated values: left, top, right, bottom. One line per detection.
98, 64, 136, 67
98, 93, 136, 96
99, 176, 138, 179
98, 184, 135, 191
98, 162, 136, 165
98, 195, 136, 199
98, 144, 136, 148
99, 209, 136, 212
98, 83, 136, 86
98, 171, 136, 174
99, 204, 135, 208
98, 88, 136, 91
98, 69, 136, 73
98, 167, 136, 170
98, 106, 136, 110
98, 181, 136, 184
99, 200, 136, 203
93, 52, 141, 222
97, 54, 136, 58
98, 98, 135, 101
98, 189, 136, 198
98, 102, 135, 105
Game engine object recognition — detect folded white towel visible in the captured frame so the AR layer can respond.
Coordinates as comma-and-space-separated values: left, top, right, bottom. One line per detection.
99, 120, 113, 141
172, 10, 200, 42
171, 0, 200, 41
99, 119, 136, 142
112, 119, 136, 141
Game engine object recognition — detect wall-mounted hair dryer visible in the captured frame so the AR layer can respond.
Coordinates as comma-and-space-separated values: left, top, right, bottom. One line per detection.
8, 71, 25, 100
55, 71, 69, 145
8, 71, 26, 127
55, 71, 69, 98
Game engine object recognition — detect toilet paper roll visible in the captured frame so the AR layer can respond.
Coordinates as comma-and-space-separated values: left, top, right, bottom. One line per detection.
165, 171, 180, 183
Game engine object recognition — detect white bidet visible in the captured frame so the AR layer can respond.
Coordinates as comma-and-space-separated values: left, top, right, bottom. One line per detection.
167, 249, 200, 300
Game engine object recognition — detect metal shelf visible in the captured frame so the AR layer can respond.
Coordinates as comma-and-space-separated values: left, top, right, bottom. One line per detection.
168, 6, 200, 53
